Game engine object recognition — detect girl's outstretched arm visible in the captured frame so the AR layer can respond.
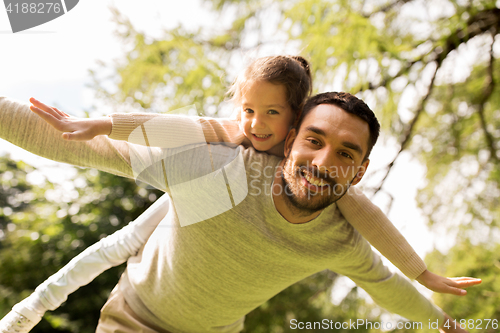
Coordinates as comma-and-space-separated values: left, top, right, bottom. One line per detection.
337, 188, 481, 295
337, 187, 426, 279
29, 98, 247, 147
416, 270, 481, 296
3, 97, 244, 191
0, 97, 133, 179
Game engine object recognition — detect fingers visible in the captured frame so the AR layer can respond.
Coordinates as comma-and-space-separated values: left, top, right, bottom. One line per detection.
447, 277, 482, 287
30, 105, 61, 127
53, 106, 71, 118
29, 97, 69, 119
62, 131, 86, 141
448, 287, 467, 296
30, 97, 58, 116
441, 277, 482, 296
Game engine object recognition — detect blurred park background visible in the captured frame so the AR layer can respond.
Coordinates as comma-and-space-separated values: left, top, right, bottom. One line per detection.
1, 0, 499, 332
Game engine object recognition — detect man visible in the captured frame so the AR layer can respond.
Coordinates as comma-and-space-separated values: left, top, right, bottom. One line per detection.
0, 93, 465, 332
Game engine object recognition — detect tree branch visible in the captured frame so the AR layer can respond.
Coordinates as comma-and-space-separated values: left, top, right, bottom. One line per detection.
373, 61, 440, 194
363, 0, 414, 18
476, 32, 499, 164
437, 8, 500, 64
370, 8, 500, 193
361, 9, 500, 93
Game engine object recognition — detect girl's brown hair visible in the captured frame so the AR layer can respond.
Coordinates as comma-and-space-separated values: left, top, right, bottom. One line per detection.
228, 55, 313, 118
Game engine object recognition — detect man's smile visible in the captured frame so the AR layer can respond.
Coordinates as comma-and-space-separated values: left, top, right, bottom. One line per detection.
298, 168, 332, 193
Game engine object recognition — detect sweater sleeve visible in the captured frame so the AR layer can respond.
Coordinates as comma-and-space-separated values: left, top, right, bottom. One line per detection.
0, 97, 134, 179
0, 97, 246, 192
331, 236, 443, 326
336, 187, 427, 280
109, 113, 246, 147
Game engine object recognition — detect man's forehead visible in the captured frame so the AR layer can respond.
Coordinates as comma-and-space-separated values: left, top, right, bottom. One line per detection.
299, 103, 345, 129
299, 104, 370, 152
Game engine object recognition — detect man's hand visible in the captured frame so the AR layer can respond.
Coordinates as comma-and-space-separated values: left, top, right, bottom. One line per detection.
29, 97, 112, 141
439, 313, 469, 333
416, 270, 481, 295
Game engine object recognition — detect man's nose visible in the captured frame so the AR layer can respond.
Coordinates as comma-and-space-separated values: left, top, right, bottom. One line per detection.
312, 149, 334, 174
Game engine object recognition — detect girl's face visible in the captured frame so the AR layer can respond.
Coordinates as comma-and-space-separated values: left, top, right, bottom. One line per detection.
239, 80, 295, 152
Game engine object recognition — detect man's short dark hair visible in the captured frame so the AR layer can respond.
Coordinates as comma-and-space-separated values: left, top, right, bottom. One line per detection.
296, 92, 380, 160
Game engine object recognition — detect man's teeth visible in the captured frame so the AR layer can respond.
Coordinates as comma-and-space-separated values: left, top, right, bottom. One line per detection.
254, 134, 271, 138
304, 173, 326, 186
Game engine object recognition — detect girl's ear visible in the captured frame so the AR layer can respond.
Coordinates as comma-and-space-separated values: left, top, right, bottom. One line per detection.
284, 128, 297, 157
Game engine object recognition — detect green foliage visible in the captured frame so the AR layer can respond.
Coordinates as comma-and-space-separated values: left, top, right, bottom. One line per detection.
426, 241, 500, 333
90, 8, 229, 116
243, 271, 378, 333
0, 156, 162, 332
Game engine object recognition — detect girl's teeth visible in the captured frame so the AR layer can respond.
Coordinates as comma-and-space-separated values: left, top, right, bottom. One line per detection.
255, 134, 270, 138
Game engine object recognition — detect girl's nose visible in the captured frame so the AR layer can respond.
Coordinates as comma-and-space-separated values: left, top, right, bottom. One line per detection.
251, 116, 265, 129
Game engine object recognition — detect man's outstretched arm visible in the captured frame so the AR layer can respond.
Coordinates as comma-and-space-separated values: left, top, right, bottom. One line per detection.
1, 97, 185, 191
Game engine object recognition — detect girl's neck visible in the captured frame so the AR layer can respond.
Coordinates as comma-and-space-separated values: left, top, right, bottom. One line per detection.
264, 141, 285, 157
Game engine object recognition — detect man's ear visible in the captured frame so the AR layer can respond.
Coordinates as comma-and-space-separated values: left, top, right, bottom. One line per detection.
284, 128, 297, 157
351, 159, 370, 186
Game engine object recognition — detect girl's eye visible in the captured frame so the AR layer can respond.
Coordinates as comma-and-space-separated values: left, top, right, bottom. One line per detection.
244, 108, 254, 114
268, 109, 279, 115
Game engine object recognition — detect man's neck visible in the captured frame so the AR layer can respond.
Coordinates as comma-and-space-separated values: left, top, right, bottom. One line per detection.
272, 160, 322, 224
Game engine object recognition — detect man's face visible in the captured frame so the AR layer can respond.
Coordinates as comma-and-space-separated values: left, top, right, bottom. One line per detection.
280, 104, 371, 214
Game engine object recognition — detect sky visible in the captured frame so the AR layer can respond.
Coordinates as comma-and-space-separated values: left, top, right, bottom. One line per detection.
0, 0, 220, 179
0, 0, 446, 298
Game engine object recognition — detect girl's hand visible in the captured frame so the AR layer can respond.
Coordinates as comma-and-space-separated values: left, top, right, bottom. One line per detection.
416, 270, 481, 296
29, 97, 112, 141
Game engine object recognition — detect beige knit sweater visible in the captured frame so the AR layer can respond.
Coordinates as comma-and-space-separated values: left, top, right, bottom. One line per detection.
108, 112, 426, 279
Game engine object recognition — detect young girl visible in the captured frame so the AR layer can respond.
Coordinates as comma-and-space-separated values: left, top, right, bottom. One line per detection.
0, 56, 479, 332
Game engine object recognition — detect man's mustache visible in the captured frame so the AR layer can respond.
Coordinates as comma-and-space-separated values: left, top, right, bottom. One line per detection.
292, 165, 337, 188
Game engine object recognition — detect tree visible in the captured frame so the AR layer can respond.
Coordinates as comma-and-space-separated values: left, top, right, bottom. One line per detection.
0, 155, 162, 332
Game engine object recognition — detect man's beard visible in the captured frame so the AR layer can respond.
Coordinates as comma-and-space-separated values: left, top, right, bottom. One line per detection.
280, 155, 352, 216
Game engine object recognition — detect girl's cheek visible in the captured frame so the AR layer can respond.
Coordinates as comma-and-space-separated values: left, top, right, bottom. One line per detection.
278, 124, 291, 136
239, 119, 249, 132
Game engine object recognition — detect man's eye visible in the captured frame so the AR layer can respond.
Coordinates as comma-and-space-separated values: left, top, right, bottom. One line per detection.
340, 152, 352, 159
308, 139, 321, 146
